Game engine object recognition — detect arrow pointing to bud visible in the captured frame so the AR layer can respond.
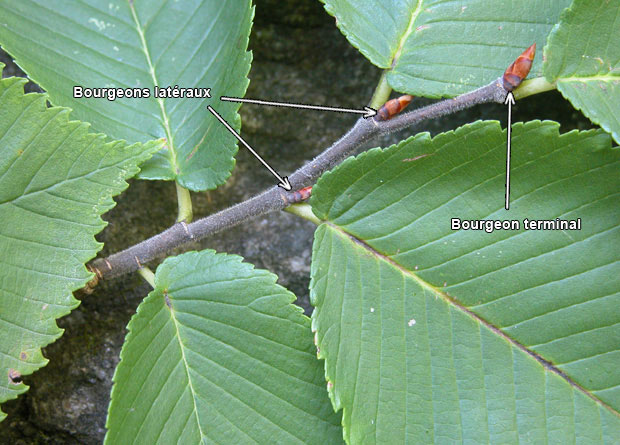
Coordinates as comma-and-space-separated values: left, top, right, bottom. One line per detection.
504, 92, 516, 210
220, 96, 377, 119
207, 105, 292, 190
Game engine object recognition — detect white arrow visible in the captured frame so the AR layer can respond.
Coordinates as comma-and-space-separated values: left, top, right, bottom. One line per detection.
207, 105, 292, 190
220, 96, 377, 119
504, 92, 515, 210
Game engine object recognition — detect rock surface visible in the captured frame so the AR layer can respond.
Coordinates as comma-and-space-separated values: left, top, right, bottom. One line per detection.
0, 1, 593, 443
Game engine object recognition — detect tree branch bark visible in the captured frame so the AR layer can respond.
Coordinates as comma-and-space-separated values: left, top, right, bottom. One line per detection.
90, 79, 508, 280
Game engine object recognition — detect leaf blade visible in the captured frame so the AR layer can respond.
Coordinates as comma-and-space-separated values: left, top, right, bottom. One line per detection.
544, 0, 620, 144
0, 65, 162, 420
310, 120, 620, 441
321, 0, 571, 97
0, 0, 253, 190
106, 250, 343, 444
312, 224, 620, 443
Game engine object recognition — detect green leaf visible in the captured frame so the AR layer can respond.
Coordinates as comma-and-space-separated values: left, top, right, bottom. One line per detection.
106, 250, 342, 444
310, 121, 620, 442
320, 0, 571, 97
0, 65, 162, 421
544, 0, 620, 144
0, 0, 253, 191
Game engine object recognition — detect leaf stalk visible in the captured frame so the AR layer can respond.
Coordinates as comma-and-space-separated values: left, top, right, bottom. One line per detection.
284, 203, 321, 225
369, 71, 393, 110
137, 266, 156, 288
175, 183, 193, 223
514, 77, 556, 100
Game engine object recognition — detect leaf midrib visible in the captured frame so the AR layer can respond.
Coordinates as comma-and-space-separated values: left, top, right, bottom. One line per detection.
558, 74, 620, 83
323, 221, 620, 419
390, 0, 423, 69
128, 1, 178, 173
167, 296, 208, 441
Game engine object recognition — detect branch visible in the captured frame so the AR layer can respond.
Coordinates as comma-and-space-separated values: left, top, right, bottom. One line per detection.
90, 79, 509, 281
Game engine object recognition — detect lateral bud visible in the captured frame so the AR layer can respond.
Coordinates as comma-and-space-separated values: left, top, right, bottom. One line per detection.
502, 43, 536, 91
375, 94, 414, 121
289, 186, 312, 204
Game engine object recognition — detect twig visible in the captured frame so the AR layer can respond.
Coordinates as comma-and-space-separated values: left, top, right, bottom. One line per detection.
90, 79, 508, 280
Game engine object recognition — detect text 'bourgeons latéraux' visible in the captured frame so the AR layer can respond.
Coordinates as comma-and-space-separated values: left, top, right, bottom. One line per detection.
73, 86, 211, 101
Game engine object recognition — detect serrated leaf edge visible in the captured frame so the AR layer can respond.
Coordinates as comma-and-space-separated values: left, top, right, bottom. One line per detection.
106, 249, 317, 442
309, 121, 620, 427
0, 66, 163, 419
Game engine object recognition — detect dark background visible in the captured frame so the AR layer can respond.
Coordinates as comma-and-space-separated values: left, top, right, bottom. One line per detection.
0, 1, 592, 443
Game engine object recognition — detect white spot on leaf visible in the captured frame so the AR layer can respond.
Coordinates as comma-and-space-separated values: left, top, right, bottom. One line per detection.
88, 18, 108, 31
88, 17, 115, 31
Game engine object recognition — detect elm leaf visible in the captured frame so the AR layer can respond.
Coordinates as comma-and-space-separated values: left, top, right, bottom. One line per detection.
310, 120, 620, 442
544, 0, 620, 144
320, 0, 571, 97
0, 64, 163, 421
0, 0, 253, 190
106, 250, 342, 444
